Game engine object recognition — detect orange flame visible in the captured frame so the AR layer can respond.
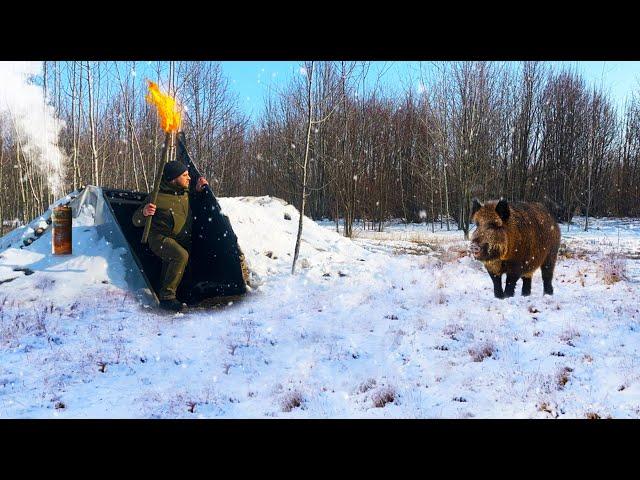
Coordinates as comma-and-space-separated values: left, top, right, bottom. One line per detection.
146, 80, 181, 132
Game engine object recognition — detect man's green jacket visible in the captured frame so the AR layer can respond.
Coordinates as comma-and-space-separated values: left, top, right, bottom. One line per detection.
132, 179, 195, 248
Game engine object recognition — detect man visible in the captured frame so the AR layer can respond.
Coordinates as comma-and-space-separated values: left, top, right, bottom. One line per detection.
132, 160, 208, 311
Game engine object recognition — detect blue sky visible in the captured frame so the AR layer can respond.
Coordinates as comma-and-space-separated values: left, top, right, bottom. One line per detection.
219, 61, 640, 121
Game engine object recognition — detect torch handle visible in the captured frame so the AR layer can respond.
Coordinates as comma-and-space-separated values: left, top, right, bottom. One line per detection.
141, 133, 171, 244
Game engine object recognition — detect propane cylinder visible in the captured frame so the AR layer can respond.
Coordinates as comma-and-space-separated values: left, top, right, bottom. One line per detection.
51, 205, 72, 255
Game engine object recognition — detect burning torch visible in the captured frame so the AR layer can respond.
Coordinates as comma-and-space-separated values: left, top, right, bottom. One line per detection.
141, 80, 182, 244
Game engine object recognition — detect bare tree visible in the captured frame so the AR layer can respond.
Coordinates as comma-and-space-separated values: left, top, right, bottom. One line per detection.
292, 61, 315, 274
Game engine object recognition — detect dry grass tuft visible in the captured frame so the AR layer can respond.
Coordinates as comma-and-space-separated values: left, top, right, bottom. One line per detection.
469, 341, 495, 362
443, 323, 463, 337
536, 401, 559, 418
556, 367, 573, 390
281, 390, 304, 412
559, 328, 581, 346
599, 253, 628, 285
358, 378, 377, 394
371, 386, 397, 408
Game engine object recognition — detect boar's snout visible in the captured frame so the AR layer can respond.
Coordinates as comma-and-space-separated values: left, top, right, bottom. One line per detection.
469, 241, 483, 259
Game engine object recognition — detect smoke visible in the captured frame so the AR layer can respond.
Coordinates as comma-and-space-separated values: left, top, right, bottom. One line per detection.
0, 61, 66, 198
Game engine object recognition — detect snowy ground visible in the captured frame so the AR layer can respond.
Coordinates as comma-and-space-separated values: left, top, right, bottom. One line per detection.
1, 198, 639, 418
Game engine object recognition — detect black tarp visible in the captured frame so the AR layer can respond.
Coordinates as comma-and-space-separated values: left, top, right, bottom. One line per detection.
102, 132, 247, 305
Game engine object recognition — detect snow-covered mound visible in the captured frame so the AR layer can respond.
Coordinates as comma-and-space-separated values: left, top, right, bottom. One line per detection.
0, 200, 136, 304
219, 196, 371, 282
0, 192, 79, 252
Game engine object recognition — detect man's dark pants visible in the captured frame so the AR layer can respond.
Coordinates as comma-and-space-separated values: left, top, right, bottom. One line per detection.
148, 235, 191, 301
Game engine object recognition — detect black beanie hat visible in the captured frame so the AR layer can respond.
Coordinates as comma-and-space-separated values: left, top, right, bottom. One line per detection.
163, 161, 188, 182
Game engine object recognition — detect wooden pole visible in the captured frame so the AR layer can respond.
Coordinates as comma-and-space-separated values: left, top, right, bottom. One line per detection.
141, 132, 171, 244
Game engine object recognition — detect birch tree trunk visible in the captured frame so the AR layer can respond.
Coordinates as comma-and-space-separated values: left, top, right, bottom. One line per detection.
70, 61, 79, 191
86, 61, 99, 186
292, 61, 314, 275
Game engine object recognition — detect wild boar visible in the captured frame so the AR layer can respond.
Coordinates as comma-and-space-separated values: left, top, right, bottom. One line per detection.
469, 198, 561, 298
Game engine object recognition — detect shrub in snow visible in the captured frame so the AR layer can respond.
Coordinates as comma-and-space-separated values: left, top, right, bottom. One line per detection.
241, 318, 258, 347
559, 328, 580, 345
599, 253, 627, 285
280, 390, 304, 412
371, 385, 397, 408
536, 401, 559, 418
556, 367, 573, 390
443, 322, 464, 337
0, 305, 54, 347
358, 378, 377, 394
35, 275, 56, 291
468, 341, 495, 362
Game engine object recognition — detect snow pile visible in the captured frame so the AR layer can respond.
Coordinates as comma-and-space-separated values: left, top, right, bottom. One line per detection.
0, 199, 133, 305
219, 196, 371, 281
0, 192, 81, 252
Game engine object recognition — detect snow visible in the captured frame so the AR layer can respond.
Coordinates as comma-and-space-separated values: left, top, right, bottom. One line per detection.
1, 199, 639, 418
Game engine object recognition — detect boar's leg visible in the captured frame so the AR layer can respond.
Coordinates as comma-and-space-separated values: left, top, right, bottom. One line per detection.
521, 277, 532, 296
541, 252, 557, 295
488, 272, 504, 299
502, 262, 523, 298
504, 274, 520, 297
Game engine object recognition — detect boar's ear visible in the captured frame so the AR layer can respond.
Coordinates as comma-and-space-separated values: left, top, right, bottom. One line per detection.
471, 198, 483, 216
496, 198, 510, 222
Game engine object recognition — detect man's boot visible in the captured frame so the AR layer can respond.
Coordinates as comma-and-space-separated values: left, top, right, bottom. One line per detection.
159, 298, 187, 312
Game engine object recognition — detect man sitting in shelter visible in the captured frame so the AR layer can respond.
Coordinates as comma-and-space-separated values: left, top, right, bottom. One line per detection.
133, 161, 208, 312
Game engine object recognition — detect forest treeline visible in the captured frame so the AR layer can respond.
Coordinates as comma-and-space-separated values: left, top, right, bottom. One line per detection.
1, 61, 639, 238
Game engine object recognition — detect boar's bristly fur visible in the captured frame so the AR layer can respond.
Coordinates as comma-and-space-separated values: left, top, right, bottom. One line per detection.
470, 199, 561, 299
